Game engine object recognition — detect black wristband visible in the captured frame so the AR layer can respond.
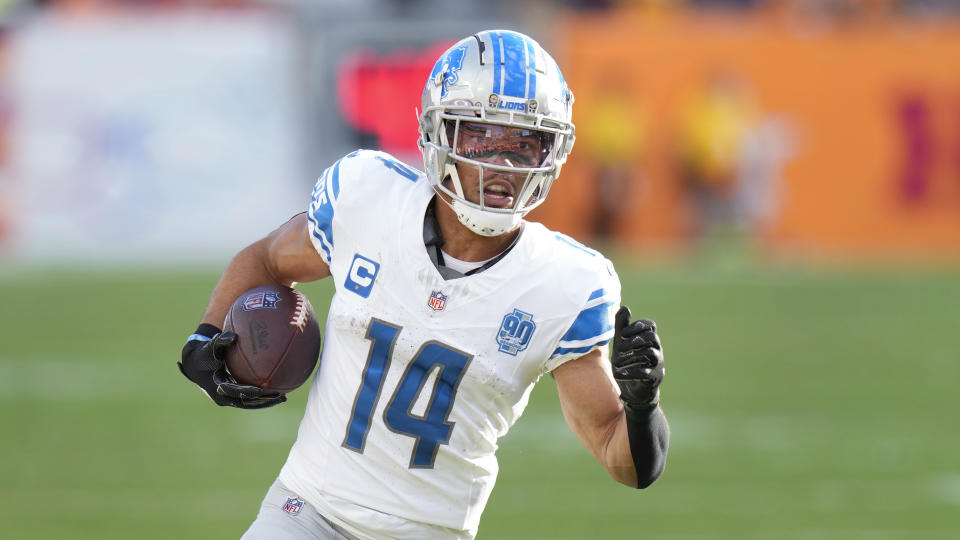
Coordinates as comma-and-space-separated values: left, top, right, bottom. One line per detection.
194, 323, 222, 339
623, 400, 658, 421
623, 403, 669, 489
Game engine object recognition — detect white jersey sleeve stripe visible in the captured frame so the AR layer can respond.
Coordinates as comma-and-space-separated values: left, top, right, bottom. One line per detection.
551, 339, 611, 358
557, 331, 615, 349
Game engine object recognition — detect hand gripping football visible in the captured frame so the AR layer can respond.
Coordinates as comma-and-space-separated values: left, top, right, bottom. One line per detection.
222, 285, 322, 393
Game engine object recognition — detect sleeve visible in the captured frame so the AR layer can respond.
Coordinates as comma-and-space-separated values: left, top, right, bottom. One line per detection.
544, 257, 622, 372
306, 156, 346, 265
306, 150, 421, 265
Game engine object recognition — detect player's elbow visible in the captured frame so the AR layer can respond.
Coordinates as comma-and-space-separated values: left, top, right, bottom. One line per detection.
607, 458, 663, 488
606, 463, 638, 488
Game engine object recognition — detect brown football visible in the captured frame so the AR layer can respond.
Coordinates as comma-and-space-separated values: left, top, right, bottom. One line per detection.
222, 285, 322, 393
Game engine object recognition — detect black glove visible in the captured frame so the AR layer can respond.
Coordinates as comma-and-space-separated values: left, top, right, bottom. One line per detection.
179, 324, 286, 409
612, 306, 664, 411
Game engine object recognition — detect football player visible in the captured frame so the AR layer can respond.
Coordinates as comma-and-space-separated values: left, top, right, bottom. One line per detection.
180, 29, 669, 540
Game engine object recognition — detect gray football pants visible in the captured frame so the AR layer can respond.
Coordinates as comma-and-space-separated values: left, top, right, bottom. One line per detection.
241, 480, 359, 540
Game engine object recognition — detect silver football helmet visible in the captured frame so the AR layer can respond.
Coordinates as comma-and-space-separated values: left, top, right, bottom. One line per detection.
419, 30, 575, 236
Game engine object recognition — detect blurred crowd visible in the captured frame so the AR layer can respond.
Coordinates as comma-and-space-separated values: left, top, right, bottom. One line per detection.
1, 0, 960, 19
0, 0, 957, 260
562, 0, 960, 17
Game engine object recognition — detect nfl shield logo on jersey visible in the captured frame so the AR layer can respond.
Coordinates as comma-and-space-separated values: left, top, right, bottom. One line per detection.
242, 291, 281, 311
282, 496, 304, 516
427, 290, 447, 311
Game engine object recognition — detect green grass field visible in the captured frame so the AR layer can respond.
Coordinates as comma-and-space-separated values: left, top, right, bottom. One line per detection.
1, 262, 957, 539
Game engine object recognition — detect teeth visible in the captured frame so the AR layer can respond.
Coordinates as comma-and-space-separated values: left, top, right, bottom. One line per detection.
486, 185, 508, 194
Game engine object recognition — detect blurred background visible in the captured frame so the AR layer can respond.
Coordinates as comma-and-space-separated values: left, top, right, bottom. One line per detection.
0, 0, 958, 539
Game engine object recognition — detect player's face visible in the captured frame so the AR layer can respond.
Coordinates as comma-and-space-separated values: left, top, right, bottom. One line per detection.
448, 121, 551, 209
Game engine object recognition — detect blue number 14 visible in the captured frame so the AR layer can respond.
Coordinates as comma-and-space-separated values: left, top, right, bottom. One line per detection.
342, 319, 472, 468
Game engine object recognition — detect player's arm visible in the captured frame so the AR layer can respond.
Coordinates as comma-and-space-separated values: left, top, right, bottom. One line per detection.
199, 212, 330, 328
179, 213, 330, 408
553, 307, 669, 488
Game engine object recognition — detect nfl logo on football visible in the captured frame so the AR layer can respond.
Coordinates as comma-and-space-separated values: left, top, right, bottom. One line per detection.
242, 291, 281, 311
427, 290, 447, 311
282, 497, 304, 516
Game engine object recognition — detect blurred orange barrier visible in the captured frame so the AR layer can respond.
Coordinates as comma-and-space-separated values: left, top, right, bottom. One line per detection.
540, 12, 960, 258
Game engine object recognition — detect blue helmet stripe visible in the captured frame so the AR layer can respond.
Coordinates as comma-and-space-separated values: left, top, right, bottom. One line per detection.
492, 32, 502, 95
525, 37, 537, 99
500, 31, 528, 99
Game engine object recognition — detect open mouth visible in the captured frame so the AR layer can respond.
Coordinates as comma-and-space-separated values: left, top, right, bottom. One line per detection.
482, 181, 515, 208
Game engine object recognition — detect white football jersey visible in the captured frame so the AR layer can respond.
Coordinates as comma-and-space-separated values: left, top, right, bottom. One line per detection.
278, 150, 621, 539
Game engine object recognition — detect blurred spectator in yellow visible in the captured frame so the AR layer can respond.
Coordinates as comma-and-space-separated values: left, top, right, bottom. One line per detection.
676, 70, 756, 240
577, 76, 647, 244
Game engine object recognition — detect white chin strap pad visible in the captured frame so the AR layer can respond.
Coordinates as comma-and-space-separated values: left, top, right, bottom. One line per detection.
449, 198, 523, 237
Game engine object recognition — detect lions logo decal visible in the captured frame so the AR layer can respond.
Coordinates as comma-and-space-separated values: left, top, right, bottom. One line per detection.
429, 45, 468, 99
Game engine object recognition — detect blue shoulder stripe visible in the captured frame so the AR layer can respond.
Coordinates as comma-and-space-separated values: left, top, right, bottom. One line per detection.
331, 156, 342, 199
554, 234, 598, 257
560, 301, 615, 343
588, 288, 604, 302
308, 161, 340, 263
308, 219, 332, 262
